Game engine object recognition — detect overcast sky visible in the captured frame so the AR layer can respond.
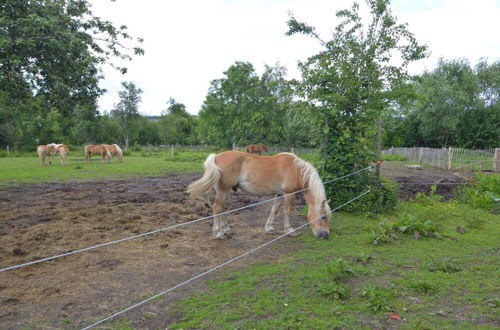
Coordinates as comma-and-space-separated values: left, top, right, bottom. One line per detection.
90, 0, 500, 115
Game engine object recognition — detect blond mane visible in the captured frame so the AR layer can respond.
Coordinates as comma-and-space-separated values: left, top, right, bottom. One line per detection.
278, 152, 326, 205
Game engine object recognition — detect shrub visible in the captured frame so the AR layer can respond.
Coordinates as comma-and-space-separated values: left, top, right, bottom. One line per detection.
122, 150, 131, 157
381, 154, 407, 161
427, 258, 461, 273
408, 280, 437, 294
346, 178, 399, 214
457, 174, 499, 213
325, 258, 355, 283
0, 150, 7, 157
393, 212, 442, 239
319, 282, 350, 300
360, 284, 395, 312
370, 221, 398, 246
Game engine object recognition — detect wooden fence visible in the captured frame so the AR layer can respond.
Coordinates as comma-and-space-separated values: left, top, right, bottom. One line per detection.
382, 147, 500, 172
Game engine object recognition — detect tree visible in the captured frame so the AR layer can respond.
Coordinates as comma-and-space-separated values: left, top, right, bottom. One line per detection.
198, 62, 292, 148
383, 58, 500, 149
111, 81, 143, 149
158, 98, 199, 145
287, 0, 427, 205
0, 0, 144, 148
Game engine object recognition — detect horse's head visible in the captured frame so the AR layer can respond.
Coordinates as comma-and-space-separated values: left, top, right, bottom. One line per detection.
308, 199, 331, 239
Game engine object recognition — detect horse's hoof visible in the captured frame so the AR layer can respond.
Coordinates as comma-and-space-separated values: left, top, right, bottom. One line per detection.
287, 231, 299, 237
223, 228, 234, 236
215, 232, 226, 240
265, 228, 277, 234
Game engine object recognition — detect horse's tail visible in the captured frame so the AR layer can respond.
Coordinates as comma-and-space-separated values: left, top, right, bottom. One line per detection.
114, 144, 123, 162
187, 153, 221, 200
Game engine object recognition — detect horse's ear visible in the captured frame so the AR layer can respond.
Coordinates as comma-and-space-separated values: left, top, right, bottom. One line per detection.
321, 199, 326, 208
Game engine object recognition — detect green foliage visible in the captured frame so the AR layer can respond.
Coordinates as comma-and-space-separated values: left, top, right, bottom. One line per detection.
348, 179, 399, 214
426, 259, 461, 273
384, 59, 500, 149
111, 82, 143, 149
0, 0, 143, 149
394, 212, 442, 238
198, 62, 305, 148
457, 174, 500, 213
158, 98, 199, 146
319, 282, 350, 300
325, 258, 355, 283
360, 284, 395, 312
287, 0, 427, 211
380, 154, 407, 161
408, 280, 438, 295
369, 221, 397, 246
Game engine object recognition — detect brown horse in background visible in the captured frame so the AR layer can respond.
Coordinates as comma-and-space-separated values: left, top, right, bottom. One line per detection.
187, 150, 331, 240
84, 144, 111, 163
103, 144, 123, 162
37, 143, 69, 166
245, 143, 269, 154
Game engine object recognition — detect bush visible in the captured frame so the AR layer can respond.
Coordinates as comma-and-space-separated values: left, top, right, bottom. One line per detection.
360, 284, 395, 312
325, 258, 355, 283
347, 178, 399, 214
381, 154, 407, 161
0, 150, 7, 157
319, 282, 350, 300
122, 150, 131, 157
457, 174, 500, 213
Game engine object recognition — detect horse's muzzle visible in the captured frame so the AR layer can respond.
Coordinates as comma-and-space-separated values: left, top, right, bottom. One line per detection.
316, 230, 329, 239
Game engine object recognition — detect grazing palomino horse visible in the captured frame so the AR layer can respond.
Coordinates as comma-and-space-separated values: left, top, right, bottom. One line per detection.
187, 150, 331, 240
246, 143, 269, 154
37, 143, 69, 166
84, 144, 112, 163
104, 144, 123, 162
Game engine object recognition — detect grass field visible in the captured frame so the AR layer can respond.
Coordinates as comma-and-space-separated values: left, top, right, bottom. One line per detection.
0, 150, 319, 185
114, 200, 499, 329
1, 150, 498, 329
0, 151, 211, 184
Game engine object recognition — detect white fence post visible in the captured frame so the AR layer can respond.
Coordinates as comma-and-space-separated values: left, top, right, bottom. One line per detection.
447, 147, 453, 171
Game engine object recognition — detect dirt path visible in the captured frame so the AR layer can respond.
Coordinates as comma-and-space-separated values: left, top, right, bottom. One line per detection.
0, 164, 464, 329
0, 174, 310, 329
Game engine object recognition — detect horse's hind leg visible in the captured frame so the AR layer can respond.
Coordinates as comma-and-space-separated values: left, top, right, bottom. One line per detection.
265, 196, 283, 234
283, 193, 298, 236
212, 189, 229, 239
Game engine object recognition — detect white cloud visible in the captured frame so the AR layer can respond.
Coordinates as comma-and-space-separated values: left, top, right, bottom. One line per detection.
90, 0, 500, 115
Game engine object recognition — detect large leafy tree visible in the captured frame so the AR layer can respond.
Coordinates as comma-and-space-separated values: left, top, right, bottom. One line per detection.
158, 98, 199, 145
111, 81, 142, 149
384, 59, 500, 149
287, 0, 427, 205
0, 0, 143, 148
198, 62, 292, 148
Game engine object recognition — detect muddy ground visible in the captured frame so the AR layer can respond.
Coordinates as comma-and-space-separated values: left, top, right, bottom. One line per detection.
0, 165, 464, 329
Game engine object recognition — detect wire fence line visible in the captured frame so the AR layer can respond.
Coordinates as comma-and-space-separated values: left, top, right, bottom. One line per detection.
81, 188, 372, 330
0, 166, 373, 273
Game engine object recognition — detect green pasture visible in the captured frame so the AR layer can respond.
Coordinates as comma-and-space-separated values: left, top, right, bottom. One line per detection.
0, 151, 212, 184
0, 150, 319, 185
111, 200, 499, 329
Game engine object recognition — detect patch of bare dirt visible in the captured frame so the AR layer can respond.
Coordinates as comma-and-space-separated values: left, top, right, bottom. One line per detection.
0, 174, 307, 329
381, 163, 465, 201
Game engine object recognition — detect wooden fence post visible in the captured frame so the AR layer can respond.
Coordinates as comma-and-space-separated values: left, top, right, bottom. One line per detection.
494, 148, 500, 173
6, 145, 9, 157
447, 147, 453, 171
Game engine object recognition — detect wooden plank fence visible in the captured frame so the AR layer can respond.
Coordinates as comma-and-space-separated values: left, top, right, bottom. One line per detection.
382, 147, 500, 172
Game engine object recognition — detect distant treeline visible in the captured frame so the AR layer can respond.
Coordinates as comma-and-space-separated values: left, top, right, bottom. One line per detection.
1, 0, 498, 152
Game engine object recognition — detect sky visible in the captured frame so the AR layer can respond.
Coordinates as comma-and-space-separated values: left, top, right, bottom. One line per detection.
89, 0, 500, 115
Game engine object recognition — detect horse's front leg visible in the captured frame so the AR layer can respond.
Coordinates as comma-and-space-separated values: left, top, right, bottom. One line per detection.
283, 193, 298, 236
212, 189, 229, 239
265, 196, 283, 234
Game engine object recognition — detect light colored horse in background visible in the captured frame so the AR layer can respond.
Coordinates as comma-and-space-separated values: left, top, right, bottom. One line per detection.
37, 143, 69, 166
187, 150, 331, 240
245, 143, 269, 154
104, 144, 123, 162
84, 144, 112, 163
